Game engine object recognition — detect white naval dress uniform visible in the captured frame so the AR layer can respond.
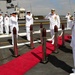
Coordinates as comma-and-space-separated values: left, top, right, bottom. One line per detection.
65, 14, 71, 28
10, 16, 19, 44
26, 14, 33, 41
0, 15, 3, 34
4, 16, 9, 34
45, 13, 60, 44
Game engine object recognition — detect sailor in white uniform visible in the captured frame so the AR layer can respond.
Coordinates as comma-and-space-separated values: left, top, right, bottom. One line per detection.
10, 11, 19, 45
25, 10, 33, 41
0, 13, 3, 34
45, 9, 60, 44
4, 13, 10, 34
65, 12, 71, 29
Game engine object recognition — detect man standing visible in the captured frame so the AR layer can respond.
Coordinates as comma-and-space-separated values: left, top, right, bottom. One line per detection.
0, 13, 3, 34
10, 11, 19, 45
4, 13, 10, 34
45, 9, 60, 44
65, 12, 71, 29
26, 10, 33, 41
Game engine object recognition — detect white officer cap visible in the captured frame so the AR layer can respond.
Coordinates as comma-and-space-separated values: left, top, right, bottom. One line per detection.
11, 11, 17, 14
27, 10, 31, 13
51, 8, 55, 11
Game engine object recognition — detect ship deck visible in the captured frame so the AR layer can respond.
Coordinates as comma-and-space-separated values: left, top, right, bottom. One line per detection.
0, 20, 73, 75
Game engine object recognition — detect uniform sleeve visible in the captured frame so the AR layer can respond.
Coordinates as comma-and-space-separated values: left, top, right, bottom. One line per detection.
45, 13, 50, 19
57, 15, 60, 28
10, 16, 18, 28
0, 16, 3, 23
65, 15, 67, 18
65, 15, 68, 18
11, 17, 17, 22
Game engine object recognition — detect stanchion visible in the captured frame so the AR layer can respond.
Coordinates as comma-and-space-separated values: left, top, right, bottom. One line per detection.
54, 25, 59, 54
13, 27, 19, 57
40, 23, 43, 43
62, 24, 65, 46
30, 25, 35, 49
41, 28, 48, 64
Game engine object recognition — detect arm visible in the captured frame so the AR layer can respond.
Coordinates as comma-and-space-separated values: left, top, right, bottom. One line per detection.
45, 13, 50, 19
57, 15, 60, 28
0, 16, 3, 23
11, 16, 17, 23
65, 15, 68, 18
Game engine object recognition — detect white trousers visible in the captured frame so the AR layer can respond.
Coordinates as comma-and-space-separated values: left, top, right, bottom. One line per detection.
50, 29, 55, 44
50, 29, 54, 38
67, 22, 70, 28
11, 28, 18, 45
72, 48, 75, 67
5, 25, 9, 34
0, 24, 3, 34
26, 26, 30, 41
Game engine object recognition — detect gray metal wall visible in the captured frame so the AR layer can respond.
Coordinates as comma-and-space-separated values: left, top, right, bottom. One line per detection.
0, 0, 17, 16
0, 1, 7, 16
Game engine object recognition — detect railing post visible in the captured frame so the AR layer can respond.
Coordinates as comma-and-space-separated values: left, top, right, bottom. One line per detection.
40, 23, 43, 44
42, 28, 48, 64
54, 25, 59, 54
30, 25, 34, 49
62, 24, 65, 46
13, 27, 19, 57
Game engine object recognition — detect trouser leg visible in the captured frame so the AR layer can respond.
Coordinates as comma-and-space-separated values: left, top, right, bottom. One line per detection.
1, 24, 3, 34
50, 29, 54, 38
50, 29, 54, 44
11, 28, 18, 45
71, 48, 75, 72
72, 49, 75, 67
5, 25, 9, 34
67, 22, 69, 28
7, 25, 9, 34
26, 27, 30, 41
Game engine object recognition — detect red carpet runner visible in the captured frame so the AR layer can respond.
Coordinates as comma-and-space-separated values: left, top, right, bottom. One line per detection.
0, 35, 71, 75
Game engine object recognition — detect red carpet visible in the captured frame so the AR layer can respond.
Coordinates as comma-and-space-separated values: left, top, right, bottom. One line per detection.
0, 35, 71, 75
